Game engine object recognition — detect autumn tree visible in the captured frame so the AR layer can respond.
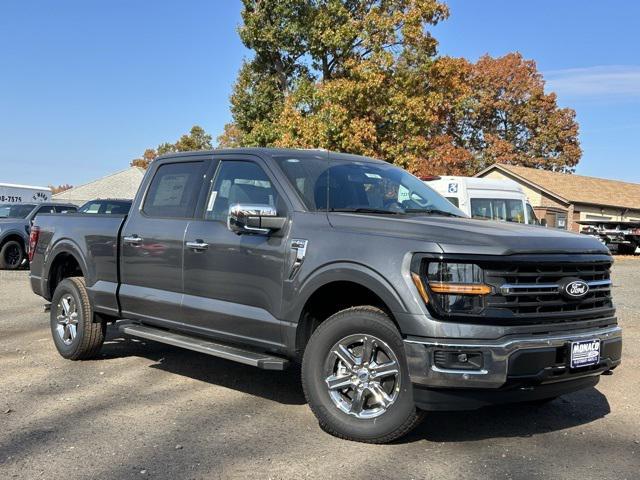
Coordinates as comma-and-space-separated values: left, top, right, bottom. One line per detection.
48, 184, 73, 194
131, 125, 213, 169
421, 53, 581, 175
221, 1, 581, 175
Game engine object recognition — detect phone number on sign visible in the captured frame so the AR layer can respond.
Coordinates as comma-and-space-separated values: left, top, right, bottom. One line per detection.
0, 196, 23, 203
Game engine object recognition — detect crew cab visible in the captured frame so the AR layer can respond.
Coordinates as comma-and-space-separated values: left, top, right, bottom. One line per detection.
29, 149, 622, 443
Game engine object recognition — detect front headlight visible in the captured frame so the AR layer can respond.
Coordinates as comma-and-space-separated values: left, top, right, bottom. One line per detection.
414, 262, 491, 315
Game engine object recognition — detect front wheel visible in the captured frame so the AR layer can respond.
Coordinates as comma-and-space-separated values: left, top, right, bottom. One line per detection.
302, 306, 424, 443
50, 277, 106, 360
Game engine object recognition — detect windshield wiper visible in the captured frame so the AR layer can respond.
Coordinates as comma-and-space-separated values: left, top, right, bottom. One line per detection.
403, 208, 461, 217
329, 208, 401, 215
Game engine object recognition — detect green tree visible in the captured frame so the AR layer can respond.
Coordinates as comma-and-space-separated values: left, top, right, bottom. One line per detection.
221, 0, 581, 175
131, 125, 213, 169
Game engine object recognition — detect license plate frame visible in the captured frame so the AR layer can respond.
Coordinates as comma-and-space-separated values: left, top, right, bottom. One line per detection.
570, 339, 601, 369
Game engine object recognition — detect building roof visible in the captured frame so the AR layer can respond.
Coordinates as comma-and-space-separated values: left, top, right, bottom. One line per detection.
53, 167, 145, 204
0, 182, 51, 190
476, 164, 640, 211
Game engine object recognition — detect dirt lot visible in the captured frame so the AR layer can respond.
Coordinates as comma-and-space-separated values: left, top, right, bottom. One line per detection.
1, 261, 639, 480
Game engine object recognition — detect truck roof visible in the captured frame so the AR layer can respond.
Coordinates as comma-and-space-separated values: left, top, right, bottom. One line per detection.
155, 148, 387, 164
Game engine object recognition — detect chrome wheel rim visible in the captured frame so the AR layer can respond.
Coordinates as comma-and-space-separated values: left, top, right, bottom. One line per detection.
56, 294, 78, 345
324, 334, 401, 419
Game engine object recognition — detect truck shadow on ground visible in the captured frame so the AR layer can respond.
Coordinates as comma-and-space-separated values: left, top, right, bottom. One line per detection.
101, 329, 306, 406
403, 386, 610, 443
101, 328, 611, 442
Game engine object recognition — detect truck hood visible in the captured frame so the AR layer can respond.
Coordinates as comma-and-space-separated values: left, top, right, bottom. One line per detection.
327, 213, 609, 256
0, 218, 26, 229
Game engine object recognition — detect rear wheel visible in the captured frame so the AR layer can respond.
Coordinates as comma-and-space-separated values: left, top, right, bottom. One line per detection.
302, 306, 424, 443
50, 277, 106, 360
0, 240, 24, 270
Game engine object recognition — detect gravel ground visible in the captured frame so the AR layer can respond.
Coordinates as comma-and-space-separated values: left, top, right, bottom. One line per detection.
0, 262, 639, 480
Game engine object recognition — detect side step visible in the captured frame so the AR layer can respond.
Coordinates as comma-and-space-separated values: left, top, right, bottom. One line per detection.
118, 323, 289, 370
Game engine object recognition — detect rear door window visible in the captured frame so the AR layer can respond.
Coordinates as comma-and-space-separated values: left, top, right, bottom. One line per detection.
142, 162, 205, 218
36, 205, 56, 215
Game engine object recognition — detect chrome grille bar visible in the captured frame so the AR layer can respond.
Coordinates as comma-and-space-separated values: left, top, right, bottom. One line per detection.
499, 279, 612, 296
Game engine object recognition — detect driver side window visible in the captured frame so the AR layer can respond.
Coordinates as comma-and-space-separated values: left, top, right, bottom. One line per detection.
205, 160, 279, 222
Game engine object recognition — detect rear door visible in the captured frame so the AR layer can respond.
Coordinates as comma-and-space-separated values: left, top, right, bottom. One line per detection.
119, 158, 209, 326
181, 154, 291, 349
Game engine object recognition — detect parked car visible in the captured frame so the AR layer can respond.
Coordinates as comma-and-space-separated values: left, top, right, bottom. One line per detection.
423, 175, 540, 225
0, 202, 76, 269
29, 149, 621, 443
78, 199, 132, 215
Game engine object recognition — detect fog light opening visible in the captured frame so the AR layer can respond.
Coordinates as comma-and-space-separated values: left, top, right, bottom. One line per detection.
434, 350, 483, 371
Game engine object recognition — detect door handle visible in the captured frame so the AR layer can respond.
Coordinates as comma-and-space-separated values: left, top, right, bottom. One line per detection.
186, 240, 209, 251
123, 235, 143, 246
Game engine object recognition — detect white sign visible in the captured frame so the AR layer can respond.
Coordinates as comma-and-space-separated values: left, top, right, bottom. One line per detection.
0, 184, 51, 204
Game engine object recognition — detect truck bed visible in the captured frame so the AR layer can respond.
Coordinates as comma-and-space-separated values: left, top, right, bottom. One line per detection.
29, 213, 127, 316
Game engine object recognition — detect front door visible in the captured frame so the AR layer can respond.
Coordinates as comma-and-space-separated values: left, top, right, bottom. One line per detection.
119, 159, 209, 326
182, 155, 290, 350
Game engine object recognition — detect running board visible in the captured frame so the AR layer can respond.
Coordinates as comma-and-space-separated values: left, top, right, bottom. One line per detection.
118, 323, 289, 370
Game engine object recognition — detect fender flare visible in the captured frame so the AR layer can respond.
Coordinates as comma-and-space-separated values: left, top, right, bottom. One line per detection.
0, 229, 28, 248
289, 261, 408, 326
43, 239, 89, 296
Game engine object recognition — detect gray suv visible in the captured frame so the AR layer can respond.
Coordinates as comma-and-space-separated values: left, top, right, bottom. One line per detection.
29, 149, 621, 443
0, 202, 76, 269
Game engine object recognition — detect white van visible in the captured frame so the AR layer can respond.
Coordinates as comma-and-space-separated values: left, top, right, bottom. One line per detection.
424, 176, 539, 225
0, 183, 51, 204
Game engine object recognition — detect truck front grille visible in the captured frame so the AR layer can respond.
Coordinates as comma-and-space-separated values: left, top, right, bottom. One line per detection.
483, 257, 614, 324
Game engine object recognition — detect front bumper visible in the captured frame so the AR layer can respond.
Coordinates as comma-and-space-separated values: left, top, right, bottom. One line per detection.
404, 324, 622, 409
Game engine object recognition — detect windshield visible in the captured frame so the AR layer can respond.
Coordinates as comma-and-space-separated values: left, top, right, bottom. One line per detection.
470, 198, 525, 223
0, 203, 36, 219
275, 155, 465, 217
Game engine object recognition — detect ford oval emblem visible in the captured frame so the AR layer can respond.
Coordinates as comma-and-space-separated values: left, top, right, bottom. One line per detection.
564, 280, 589, 299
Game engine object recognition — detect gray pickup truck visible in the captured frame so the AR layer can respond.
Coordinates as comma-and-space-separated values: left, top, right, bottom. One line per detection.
29, 148, 622, 443
0, 202, 76, 269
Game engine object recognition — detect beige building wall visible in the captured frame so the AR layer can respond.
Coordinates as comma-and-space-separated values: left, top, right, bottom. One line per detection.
576, 204, 640, 223
482, 169, 568, 209
482, 170, 543, 205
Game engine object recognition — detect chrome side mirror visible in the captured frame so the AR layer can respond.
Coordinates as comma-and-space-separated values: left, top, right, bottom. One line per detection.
227, 204, 286, 235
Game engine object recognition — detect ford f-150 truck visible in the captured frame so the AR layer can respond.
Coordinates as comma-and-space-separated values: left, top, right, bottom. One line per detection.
29, 149, 622, 443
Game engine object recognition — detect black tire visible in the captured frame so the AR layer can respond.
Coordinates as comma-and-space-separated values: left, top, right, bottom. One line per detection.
0, 240, 24, 270
50, 277, 106, 360
302, 306, 424, 443
616, 243, 637, 255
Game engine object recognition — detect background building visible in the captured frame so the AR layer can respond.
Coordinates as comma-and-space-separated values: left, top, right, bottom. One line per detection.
53, 167, 145, 205
476, 164, 640, 232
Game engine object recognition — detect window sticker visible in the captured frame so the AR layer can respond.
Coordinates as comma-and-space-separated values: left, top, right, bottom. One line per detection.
206, 191, 218, 212
153, 174, 188, 206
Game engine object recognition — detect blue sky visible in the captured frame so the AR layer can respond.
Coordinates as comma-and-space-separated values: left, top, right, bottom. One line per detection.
1, 1, 639, 187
